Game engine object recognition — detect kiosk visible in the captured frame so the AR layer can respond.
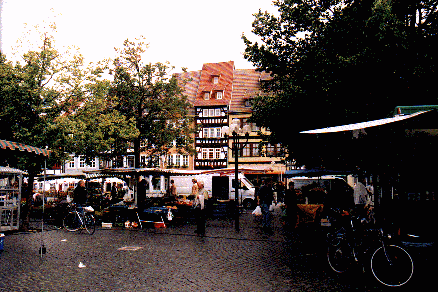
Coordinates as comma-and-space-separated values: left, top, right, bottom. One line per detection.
0, 167, 24, 231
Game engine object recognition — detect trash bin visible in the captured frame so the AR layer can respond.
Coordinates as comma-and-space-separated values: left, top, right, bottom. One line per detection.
0, 233, 4, 252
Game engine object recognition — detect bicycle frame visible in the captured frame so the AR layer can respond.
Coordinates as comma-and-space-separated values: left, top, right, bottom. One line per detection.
327, 208, 414, 287
63, 204, 95, 235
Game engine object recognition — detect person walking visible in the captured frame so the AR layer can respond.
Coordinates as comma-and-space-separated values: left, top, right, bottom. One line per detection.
194, 180, 207, 236
257, 179, 275, 233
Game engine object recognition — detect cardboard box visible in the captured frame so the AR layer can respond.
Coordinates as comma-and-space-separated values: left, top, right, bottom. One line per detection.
102, 222, 112, 228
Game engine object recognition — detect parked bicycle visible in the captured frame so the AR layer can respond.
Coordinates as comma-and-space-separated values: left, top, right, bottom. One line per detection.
326, 208, 414, 287
63, 204, 96, 235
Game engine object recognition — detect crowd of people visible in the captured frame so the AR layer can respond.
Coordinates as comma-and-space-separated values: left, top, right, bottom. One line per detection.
67, 174, 374, 237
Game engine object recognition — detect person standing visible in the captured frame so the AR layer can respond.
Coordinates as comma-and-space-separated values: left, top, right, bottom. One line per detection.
73, 180, 88, 214
111, 182, 117, 201
353, 176, 371, 218
137, 178, 147, 211
284, 181, 297, 230
275, 181, 285, 203
194, 180, 207, 236
169, 179, 177, 200
257, 179, 275, 233
191, 178, 198, 200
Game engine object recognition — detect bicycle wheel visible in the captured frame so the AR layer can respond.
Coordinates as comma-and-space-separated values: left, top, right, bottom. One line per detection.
371, 245, 414, 287
63, 211, 80, 232
327, 242, 352, 273
83, 213, 96, 235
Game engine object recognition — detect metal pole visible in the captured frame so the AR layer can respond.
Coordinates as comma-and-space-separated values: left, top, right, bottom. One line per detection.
234, 132, 239, 232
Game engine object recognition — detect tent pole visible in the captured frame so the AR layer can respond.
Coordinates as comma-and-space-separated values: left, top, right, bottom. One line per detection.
39, 159, 47, 257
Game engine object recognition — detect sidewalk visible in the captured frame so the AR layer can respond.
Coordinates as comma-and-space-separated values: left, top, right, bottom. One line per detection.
0, 211, 434, 291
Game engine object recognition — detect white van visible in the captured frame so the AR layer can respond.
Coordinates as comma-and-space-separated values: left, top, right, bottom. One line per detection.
170, 173, 257, 208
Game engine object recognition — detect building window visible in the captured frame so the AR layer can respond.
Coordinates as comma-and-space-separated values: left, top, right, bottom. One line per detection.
253, 144, 260, 157
242, 144, 251, 157
127, 156, 135, 168
265, 143, 283, 157
204, 92, 210, 100
245, 99, 252, 107
231, 143, 261, 157
209, 109, 214, 117
208, 148, 214, 159
215, 148, 221, 159
202, 149, 208, 159
183, 155, 188, 166
201, 127, 222, 138
175, 155, 181, 167
215, 109, 221, 116
213, 76, 219, 84
216, 91, 223, 99
90, 158, 96, 168
203, 109, 208, 117
152, 177, 161, 190
69, 159, 75, 168
79, 156, 86, 168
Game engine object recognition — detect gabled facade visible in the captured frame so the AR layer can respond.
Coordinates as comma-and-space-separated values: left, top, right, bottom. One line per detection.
176, 61, 287, 172
193, 62, 234, 169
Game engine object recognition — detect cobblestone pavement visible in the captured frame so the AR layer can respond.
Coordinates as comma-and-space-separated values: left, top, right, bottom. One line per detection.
0, 211, 435, 292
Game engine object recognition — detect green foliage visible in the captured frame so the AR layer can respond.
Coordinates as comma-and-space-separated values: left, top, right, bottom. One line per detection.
109, 37, 195, 167
243, 0, 438, 168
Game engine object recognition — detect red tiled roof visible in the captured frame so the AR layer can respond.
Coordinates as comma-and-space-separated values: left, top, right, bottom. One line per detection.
197, 61, 234, 103
194, 99, 229, 107
174, 70, 201, 116
230, 69, 269, 113
175, 61, 271, 112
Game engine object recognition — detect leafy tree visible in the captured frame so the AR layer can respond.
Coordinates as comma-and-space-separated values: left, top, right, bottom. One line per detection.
0, 25, 77, 229
56, 69, 140, 167
0, 24, 137, 229
242, 0, 438, 168
109, 37, 195, 168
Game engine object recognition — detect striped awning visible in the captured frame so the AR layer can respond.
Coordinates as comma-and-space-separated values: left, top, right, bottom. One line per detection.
0, 139, 51, 157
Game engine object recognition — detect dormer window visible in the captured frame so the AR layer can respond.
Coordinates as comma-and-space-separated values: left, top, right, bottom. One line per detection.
212, 76, 219, 84
216, 91, 223, 99
203, 92, 210, 100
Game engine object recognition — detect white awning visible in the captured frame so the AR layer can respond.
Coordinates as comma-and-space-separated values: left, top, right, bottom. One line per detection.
300, 111, 430, 134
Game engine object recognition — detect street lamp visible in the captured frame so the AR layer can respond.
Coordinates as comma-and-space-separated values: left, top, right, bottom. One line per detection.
222, 119, 251, 232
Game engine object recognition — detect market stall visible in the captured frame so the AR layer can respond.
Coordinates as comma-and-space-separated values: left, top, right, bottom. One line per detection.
0, 139, 52, 232
0, 167, 24, 231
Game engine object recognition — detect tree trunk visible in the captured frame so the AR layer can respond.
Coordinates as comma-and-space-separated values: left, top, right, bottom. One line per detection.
134, 137, 141, 169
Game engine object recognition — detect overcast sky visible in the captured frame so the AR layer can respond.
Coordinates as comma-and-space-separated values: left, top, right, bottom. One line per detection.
1, 0, 277, 72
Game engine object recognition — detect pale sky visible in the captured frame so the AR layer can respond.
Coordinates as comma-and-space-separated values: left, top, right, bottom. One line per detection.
1, 0, 277, 73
